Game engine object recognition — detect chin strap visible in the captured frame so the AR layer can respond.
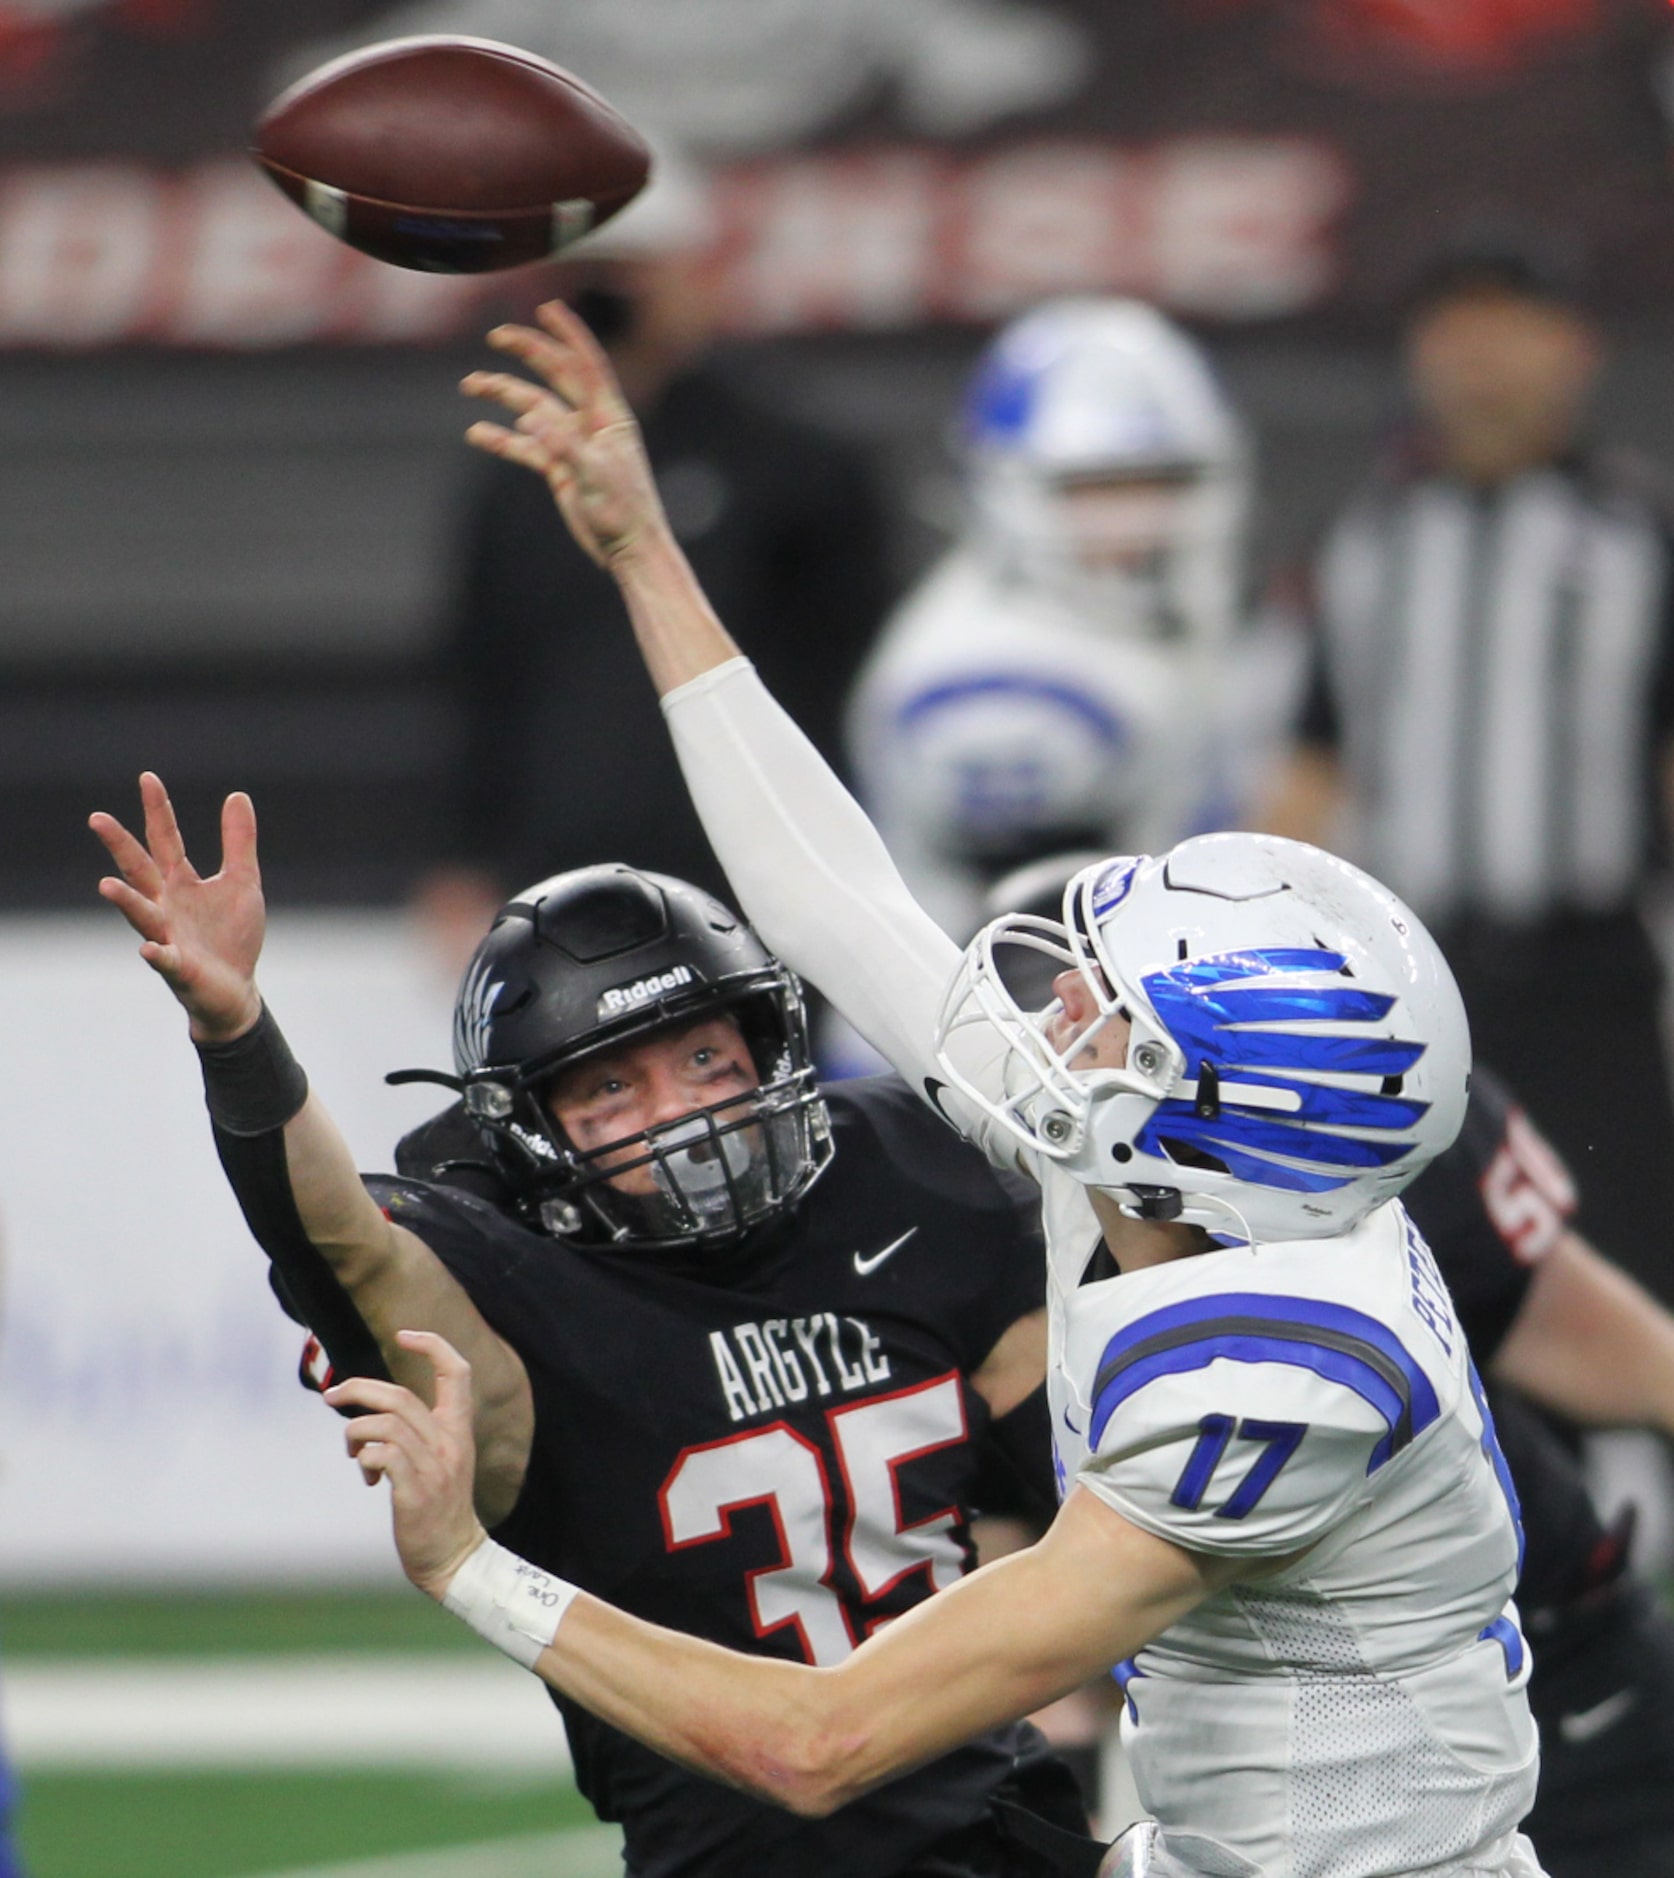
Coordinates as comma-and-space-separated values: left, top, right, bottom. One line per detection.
1128, 1184, 1184, 1222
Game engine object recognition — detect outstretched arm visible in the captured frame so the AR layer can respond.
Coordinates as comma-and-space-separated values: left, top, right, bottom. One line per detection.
91, 775, 532, 1520
333, 1334, 1232, 1816
1492, 1228, 1674, 1436
461, 306, 997, 1113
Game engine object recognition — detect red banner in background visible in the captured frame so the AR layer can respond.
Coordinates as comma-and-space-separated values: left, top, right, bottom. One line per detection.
0, 0, 1665, 344
0, 137, 1350, 346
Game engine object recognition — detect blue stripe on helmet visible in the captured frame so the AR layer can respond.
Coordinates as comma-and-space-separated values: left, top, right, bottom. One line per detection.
963, 345, 1042, 447
1187, 1032, 1427, 1077
1142, 1106, 1418, 1171
1195, 986, 1396, 1027
1133, 949, 1430, 1193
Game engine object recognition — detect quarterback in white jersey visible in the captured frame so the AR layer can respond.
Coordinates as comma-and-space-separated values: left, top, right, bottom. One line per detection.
323, 304, 1549, 1878
1055, 1195, 1532, 1875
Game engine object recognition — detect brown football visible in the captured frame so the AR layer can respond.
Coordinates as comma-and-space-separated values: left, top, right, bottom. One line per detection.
253, 36, 652, 274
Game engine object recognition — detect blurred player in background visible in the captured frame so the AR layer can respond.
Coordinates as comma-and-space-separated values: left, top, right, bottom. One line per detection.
338, 300, 1553, 1878
1262, 232, 1674, 1310
92, 780, 1099, 1878
414, 145, 894, 975
846, 297, 1291, 949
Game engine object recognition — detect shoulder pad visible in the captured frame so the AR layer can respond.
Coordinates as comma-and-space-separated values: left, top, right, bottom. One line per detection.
831, 1075, 1039, 1224
1078, 1290, 1441, 1555
364, 1173, 543, 1277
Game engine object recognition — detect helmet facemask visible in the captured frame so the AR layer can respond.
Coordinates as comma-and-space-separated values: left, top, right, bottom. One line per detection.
465, 974, 832, 1255
434, 866, 836, 1259
936, 840, 1470, 1244
934, 881, 1187, 1213
974, 457, 1245, 648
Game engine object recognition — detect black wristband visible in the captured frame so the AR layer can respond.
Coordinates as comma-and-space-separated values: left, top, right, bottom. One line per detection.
195, 1002, 309, 1137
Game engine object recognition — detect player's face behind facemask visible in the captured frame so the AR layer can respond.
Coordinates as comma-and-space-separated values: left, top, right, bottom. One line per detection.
936, 835, 1471, 1243
1050, 467, 1200, 579
538, 1007, 781, 1242
961, 296, 1248, 644
443, 864, 832, 1253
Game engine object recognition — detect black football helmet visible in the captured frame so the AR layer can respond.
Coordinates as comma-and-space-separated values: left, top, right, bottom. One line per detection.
426, 865, 831, 1250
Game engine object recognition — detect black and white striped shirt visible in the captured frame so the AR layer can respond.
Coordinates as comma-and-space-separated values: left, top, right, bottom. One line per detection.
1300, 448, 1674, 925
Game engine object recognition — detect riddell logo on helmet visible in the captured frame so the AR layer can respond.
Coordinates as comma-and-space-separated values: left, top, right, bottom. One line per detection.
598, 965, 695, 1016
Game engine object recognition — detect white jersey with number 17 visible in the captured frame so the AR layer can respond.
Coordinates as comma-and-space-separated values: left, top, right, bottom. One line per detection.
1048, 1191, 1536, 1878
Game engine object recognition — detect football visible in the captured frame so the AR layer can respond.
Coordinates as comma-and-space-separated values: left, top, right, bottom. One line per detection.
253, 36, 652, 274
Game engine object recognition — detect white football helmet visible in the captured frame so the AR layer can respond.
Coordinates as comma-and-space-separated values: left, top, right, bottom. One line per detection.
961, 296, 1249, 643
935, 832, 1470, 1243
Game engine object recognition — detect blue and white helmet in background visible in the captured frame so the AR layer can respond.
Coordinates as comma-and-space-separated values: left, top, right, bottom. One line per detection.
961, 296, 1249, 644
935, 832, 1470, 1242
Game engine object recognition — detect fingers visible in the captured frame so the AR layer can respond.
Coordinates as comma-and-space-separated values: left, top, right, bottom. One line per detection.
484, 319, 597, 415
344, 1409, 418, 1460
460, 367, 559, 422
326, 1382, 447, 1498
139, 770, 193, 879
325, 1346, 475, 1442
92, 778, 258, 900
220, 791, 260, 885
88, 810, 163, 899
343, 1417, 417, 1491
534, 298, 617, 398
96, 874, 171, 945
324, 1373, 434, 1427
463, 419, 563, 481
395, 1328, 476, 1433
479, 305, 625, 424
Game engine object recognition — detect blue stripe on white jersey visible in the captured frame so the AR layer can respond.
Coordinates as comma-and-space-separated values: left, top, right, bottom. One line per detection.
1478, 1614, 1526, 1682
1089, 1292, 1441, 1471
895, 672, 1126, 745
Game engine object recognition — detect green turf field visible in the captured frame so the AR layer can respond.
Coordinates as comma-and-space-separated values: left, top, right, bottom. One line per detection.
1, 1590, 478, 1661
2, 1591, 620, 1878
17, 1771, 601, 1878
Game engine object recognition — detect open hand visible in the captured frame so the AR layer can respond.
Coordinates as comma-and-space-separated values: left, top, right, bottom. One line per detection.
327, 1331, 487, 1601
461, 299, 669, 570
90, 773, 264, 1042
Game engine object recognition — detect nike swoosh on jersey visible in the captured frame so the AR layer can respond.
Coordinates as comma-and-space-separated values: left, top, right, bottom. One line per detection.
853, 1228, 918, 1276
1556, 1687, 1636, 1743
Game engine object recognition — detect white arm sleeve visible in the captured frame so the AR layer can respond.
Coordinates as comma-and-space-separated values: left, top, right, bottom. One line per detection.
663, 659, 1004, 1112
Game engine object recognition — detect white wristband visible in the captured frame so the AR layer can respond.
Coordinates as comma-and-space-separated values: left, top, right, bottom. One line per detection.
441, 1537, 579, 1670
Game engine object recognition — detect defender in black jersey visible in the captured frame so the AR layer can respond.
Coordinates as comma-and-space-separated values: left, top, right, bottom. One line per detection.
378, 1078, 1077, 1877
88, 784, 1093, 1878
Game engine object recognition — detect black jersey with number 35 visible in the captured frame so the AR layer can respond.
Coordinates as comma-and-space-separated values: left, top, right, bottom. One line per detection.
373, 1076, 1055, 1878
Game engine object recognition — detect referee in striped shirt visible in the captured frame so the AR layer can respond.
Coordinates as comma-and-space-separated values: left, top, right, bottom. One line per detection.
1266, 236, 1674, 1306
